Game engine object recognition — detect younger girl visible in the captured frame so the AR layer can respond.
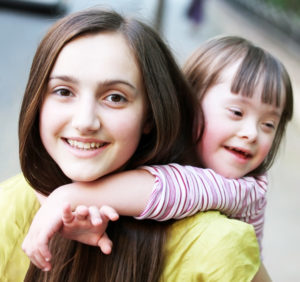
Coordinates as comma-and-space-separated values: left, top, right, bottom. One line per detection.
23, 36, 293, 274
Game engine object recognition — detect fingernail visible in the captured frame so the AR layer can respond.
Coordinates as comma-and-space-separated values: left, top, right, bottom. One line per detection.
94, 219, 102, 225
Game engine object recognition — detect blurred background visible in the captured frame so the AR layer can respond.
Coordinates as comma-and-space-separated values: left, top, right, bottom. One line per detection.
0, 0, 299, 280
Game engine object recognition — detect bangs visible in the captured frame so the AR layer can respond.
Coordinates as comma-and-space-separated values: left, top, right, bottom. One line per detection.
231, 47, 283, 108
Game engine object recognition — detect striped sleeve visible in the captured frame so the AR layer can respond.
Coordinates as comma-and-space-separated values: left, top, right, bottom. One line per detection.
135, 164, 267, 249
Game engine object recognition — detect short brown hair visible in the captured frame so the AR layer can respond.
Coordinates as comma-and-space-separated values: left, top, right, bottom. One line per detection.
184, 36, 293, 175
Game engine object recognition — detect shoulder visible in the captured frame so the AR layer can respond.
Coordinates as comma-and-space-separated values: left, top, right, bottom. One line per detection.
1, 172, 34, 192
0, 174, 39, 217
161, 211, 260, 282
0, 174, 40, 281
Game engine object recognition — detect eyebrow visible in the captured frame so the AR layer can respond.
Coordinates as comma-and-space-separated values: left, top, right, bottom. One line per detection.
49, 75, 137, 91
267, 109, 282, 118
100, 79, 137, 91
228, 95, 283, 118
49, 75, 77, 83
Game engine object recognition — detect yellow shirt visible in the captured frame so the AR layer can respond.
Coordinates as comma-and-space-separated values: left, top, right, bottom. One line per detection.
0, 174, 40, 282
0, 174, 259, 281
162, 211, 260, 281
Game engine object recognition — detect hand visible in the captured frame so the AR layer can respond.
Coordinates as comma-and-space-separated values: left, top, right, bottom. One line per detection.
61, 203, 119, 254
22, 192, 65, 271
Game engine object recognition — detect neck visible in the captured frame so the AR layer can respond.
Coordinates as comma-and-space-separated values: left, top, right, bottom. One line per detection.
34, 190, 47, 205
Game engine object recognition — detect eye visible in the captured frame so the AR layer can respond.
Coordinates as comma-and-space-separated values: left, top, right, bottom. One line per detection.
105, 93, 127, 104
228, 107, 243, 118
53, 88, 73, 97
262, 121, 276, 131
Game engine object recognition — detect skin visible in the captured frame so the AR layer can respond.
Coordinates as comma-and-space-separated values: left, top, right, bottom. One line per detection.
23, 31, 150, 271
198, 63, 284, 178
61, 203, 118, 254
40, 32, 149, 183
23, 55, 279, 280
252, 264, 272, 282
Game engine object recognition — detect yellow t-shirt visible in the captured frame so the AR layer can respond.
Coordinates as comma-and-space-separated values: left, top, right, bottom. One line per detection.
161, 211, 260, 281
0, 174, 40, 282
0, 174, 260, 281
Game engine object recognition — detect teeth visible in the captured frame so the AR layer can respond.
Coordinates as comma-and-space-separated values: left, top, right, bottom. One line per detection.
226, 146, 251, 157
67, 139, 104, 150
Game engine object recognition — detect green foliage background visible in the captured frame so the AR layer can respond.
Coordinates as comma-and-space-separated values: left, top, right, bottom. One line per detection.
265, 0, 300, 16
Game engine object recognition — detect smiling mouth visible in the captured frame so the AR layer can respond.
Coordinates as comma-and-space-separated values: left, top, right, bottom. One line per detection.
224, 146, 252, 159
65, 139, 107, 150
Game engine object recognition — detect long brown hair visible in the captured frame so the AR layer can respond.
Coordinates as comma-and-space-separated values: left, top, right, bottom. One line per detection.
184, 35, 293, 176
20, 9, 199, 281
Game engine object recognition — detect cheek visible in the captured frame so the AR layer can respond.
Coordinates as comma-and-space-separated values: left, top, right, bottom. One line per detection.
197, 121, 223, 153
108, 111, 145, 147
196, 126, 214, 164
258, 138, 274, 161
39, 102, 54, 145
39, 100, 66, 149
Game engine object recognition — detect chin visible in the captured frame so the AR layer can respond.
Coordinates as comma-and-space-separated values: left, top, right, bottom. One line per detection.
215, 169, 243, 179
65, 172, 102, 182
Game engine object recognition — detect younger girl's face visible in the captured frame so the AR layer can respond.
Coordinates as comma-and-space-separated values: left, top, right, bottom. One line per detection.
197, 63, 285, 178
40, 32, 148, 182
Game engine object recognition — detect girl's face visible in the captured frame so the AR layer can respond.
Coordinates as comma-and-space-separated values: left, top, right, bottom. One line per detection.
40, 32, 148, 182
197, 63, 285, 178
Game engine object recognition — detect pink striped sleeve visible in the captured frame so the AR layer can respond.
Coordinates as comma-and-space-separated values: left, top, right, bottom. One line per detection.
135, 164, 267, 250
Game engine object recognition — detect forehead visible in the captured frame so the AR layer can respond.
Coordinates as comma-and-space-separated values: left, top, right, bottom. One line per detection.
51, 32, 141, 84
220, 59, 286, 111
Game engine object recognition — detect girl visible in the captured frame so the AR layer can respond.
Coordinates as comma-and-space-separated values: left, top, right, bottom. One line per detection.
137, 35, 293, 243
0, 10, 260, 282
24, 36, 293, 265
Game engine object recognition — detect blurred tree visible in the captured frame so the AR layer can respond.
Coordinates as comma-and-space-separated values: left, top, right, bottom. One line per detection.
265, 0, 300, 16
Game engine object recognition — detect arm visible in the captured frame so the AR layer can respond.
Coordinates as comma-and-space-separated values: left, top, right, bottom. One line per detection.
61, 163, 266, 249
29, 163, 266, 226
56, 169, 155, 216
23, 163, 267, 269
136, 164, 267, 248
22, 200, 118, 271
33, 164, 266, 244
252, 263, 272, 282
22, 169, 153, 270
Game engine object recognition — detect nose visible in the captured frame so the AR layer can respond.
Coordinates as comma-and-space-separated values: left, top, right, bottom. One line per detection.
72, 97, 100, 134
237, 120, 258, 143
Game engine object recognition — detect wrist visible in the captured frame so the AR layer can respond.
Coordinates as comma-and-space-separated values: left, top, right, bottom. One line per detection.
48, 185, 72, 208
50, 182, 91, 210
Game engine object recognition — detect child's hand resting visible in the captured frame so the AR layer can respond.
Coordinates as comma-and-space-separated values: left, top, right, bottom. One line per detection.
61, 203, 119, 254
22, 192, 64, 271
22, 192, 118, 272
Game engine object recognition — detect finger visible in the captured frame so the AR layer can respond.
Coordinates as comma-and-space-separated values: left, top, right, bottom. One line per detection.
34, 250, 52, 272
88, 206, 102, 226
30, 253, 46, 270
22, 243, 51, 271
99, 205, 119, 222
75, 205, 89, 220
35, 221, 58, 263
98, 232, 113, 255
62, 202, 74, 224
38, 237, 52, 264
